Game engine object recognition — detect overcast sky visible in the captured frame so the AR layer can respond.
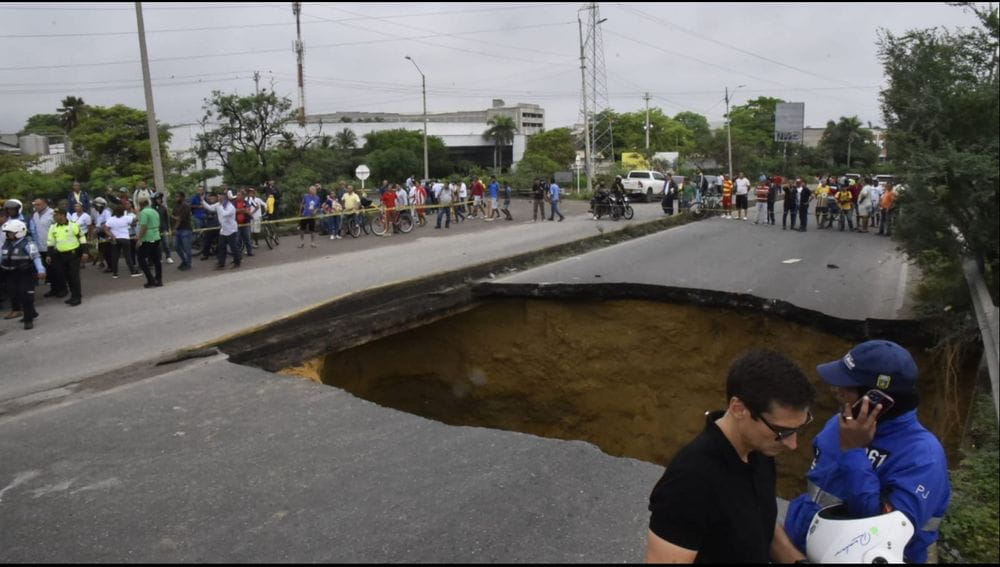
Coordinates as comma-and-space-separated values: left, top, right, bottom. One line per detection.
0, 2, 985, 136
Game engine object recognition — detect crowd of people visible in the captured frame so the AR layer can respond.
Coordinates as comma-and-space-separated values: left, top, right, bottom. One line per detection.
0, 174, 574, 331
681, 171, 902, 235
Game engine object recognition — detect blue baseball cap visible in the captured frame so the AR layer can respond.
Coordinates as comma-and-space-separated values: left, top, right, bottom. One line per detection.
816, 340, 918, 393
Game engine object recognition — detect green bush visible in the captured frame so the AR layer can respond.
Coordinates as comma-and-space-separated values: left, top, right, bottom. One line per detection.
938, 387, 999, 563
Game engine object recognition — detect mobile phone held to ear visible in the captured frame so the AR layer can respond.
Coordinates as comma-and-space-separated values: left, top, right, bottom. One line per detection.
852, 389, 895, 419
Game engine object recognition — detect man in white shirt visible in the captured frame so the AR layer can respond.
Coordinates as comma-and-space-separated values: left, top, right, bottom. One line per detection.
69, 202, 93, 269
90, 197, 112, 270
734, 172, 751, 221
201, 193, 241, 269
247, 187, 266, 246
458, 181, 469, 221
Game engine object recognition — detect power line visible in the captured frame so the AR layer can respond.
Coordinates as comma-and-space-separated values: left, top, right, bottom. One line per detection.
0, 3, 567, 39
0, 20, 574, 72
302, 7, 575, 67
613, 4, 867, 93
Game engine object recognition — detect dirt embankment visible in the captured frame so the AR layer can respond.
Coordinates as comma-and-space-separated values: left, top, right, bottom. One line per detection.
282, 299, 975, 498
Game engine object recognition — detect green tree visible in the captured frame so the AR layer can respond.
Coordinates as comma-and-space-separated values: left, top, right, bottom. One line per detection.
63, 104, 171, 188
198, 87, 297, 183
818, 116, 879, 169
362, 129, 451, 179
19, 114, 63, 137
878, 3, 999, 308
334, 128, 358, 151
483, 115, 518, 174
524, 127, 576, 167
58, 96, 87, 134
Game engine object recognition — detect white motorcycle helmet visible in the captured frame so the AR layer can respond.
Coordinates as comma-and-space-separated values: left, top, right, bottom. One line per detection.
4, 198, 23, 213
806, 504, 914, 563
2, 218, 28, 240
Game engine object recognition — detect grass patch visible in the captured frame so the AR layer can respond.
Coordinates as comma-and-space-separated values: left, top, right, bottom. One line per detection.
938, 376, 999, 563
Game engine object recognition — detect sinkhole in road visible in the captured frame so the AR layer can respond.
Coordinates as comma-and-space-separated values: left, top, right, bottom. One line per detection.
277, 298, 976, 498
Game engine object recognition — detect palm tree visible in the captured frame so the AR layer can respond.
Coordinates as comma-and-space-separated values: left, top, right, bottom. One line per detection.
334, 128, 358, 151
483, 115, 517, 175
58, 96, 87, 133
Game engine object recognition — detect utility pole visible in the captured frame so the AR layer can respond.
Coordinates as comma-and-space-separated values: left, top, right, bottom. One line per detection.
578, 15, 592, 195
253, 71, 261, 95
644, 92, 651, 150
293, 2, 305, 127
724, 84, 745, 181
405, 56, 429, 181
134, 2, 165, 197
725, 86, 733, 181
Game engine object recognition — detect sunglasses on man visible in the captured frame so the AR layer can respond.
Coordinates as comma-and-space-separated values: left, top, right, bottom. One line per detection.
755, 410, 814, 441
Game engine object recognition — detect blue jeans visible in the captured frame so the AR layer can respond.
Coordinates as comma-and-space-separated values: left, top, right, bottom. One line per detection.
238, 226, 254, 256
160, 233, 172, 260
549, 201, 564, 220
330, 214, 342, 235
175, 229, 193, 268
436, 204, 451, 228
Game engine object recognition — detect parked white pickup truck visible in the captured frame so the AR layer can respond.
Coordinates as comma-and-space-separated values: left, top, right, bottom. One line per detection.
621, 170, 668, 202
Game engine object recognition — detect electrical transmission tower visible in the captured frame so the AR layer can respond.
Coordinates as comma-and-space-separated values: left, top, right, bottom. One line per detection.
580, 2, 614, 172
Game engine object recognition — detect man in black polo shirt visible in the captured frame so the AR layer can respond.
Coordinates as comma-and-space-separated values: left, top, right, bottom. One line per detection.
646, 349, 815, 563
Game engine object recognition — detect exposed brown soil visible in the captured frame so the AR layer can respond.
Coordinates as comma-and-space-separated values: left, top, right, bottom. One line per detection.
281, 299, 975, 498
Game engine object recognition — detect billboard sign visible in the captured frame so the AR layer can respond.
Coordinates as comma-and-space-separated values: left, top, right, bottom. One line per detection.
774, 102, 805, 143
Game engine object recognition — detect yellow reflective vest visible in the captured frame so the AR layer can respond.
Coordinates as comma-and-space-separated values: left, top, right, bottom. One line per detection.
47, 222, 86, 253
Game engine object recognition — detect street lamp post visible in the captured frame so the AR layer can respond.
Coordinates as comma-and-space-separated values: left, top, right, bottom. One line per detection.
724, 84, 746, 181
405, 56, 429, 181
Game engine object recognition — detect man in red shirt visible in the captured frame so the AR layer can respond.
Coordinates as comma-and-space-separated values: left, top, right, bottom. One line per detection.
234, 189, 254, 256
380, 185, 397, 237
470, 177, 486, 218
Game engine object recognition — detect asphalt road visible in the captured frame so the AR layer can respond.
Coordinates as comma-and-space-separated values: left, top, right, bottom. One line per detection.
0, 199, 660, 404
500, 214, 915, 321
0, 355, 661, 563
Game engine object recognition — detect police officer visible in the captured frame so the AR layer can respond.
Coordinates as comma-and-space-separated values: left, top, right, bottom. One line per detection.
784, 340, 951, 563
1, 219, 46, 329
3, 199, 30, 320
46, 208, 88, 306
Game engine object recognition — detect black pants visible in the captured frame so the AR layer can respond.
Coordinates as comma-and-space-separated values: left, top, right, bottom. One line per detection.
798, 204, 810, 231
783, 203, 797, 228
5, 270, 37, 321
52, 250, 82, 300
767, 204, 775, 225
111, 238, 138, 275
97, 240, 113, 267
43, 251, 66, 294
216, 233, 241, 267
138, 241, 162, 285
200, 227, 219, 259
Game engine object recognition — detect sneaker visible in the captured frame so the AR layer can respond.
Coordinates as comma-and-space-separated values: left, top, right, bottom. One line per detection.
166, 258, 174, 264
4, 310, 23, 320
309, 243, 317, 248
330, 235, 336, 240
336, 235, 342, 239
67, 298, 81, 306
24, 321, 33, 330
130, 272, 142, 278
112, 274, 119, 279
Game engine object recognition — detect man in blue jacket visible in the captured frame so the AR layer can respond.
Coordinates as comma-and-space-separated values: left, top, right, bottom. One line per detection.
784, 340, 950, 563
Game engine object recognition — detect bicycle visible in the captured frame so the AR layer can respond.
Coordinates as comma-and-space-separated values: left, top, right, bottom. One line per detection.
372, 208, 414, 235
690, 194, 722, 219
261, 219, 280, 249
